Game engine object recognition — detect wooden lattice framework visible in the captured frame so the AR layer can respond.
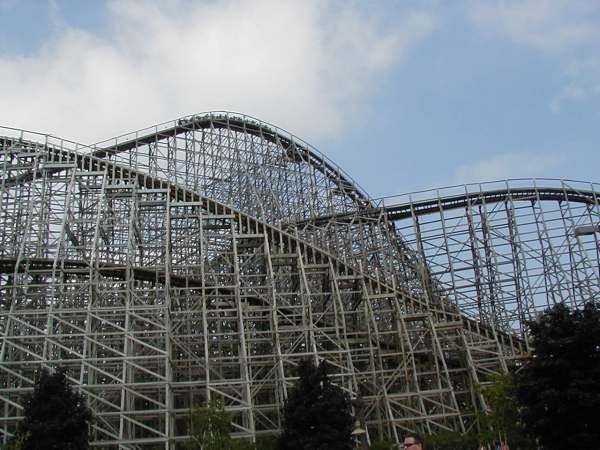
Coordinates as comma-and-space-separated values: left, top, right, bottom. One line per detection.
1, 113, 597, 448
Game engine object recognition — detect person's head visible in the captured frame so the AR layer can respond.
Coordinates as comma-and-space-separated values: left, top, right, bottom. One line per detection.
402, 433, 423, 450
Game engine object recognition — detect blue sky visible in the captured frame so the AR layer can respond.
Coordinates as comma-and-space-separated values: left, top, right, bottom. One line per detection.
1, 0, 599, 197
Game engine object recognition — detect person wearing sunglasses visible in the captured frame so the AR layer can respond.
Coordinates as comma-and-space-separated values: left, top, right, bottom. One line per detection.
402, 433, 424, 449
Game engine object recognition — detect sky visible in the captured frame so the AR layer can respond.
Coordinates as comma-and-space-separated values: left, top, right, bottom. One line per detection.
0, 0, 599, 197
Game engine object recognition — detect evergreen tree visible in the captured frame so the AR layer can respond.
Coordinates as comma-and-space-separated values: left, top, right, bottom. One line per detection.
516, 302, 600, 449
17, 367, 92, 450
279, 359, 353, 450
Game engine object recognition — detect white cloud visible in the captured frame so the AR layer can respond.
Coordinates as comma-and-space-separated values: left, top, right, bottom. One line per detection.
468, 1, 600, 114
452, 152, 564, 184
468, 0, 600, 52
0, 0, 435, 144
550, 58, 600, 112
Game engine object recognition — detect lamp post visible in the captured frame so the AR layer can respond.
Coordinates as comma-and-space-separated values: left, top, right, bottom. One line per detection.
351, 420, 367, 449
351, 396, 368, 450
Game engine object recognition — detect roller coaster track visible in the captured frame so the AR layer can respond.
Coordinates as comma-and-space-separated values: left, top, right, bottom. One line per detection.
93, 112, 371, 207
1, 131, 535, 349
293, 185, 600, 227
0, 137, 418, 308
1, 133, 528, 345
1, 128, 531, 445
1, 134, 521, 352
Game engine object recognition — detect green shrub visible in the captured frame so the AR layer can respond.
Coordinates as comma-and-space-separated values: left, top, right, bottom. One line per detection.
369, 439, 396, 450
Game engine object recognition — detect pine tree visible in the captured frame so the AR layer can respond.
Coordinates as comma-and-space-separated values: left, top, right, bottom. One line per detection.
17, 367, 92, 450
279, 359, 353, 450
516, 302, 600, 449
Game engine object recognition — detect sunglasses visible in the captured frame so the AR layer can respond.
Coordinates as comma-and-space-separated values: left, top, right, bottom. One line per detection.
402, 444, 420, 449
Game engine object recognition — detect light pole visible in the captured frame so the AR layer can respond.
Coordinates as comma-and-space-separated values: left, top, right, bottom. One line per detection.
351, 420, 367, 449
351, 396, 368, 450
